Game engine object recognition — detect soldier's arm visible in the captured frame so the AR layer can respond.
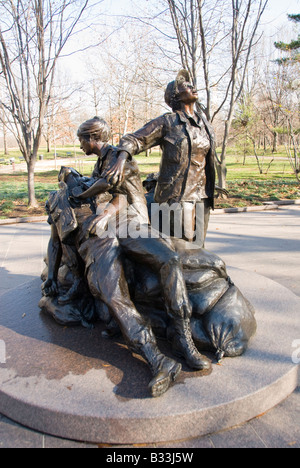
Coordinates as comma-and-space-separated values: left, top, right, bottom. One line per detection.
84, 194, 128, 238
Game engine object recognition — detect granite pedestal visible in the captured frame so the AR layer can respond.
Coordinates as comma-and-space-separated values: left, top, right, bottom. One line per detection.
0, 268, 299, 444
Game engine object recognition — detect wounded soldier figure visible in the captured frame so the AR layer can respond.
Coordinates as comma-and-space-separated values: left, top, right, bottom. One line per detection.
41, 165, 183, 398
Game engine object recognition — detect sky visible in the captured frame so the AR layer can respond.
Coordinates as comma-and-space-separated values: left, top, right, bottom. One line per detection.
106, 0, 300, 22
103, 0, 300, 44
261, 0, 300, 37
59, 0, 300, 89
263, 0, 299, 24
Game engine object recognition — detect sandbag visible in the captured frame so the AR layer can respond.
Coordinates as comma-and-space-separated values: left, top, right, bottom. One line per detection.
131, 245, 229, 313
172, 238, 228, 277
197, 283, 257, 360
39, 294, 95, 329
189, 278, 230, 317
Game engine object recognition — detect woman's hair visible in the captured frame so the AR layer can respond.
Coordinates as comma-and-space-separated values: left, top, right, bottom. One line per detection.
77, 116, 111, 142
164, 78, 186, 112
170, 93, 183, 112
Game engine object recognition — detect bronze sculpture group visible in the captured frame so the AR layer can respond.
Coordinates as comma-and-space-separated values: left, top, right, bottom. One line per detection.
40, 70, 257, 397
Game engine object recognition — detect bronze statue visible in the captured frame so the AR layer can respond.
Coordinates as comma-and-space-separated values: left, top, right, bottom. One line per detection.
40, 85, 257, 398
41, 166, 182, 398
41, 116, 220, 398
105, 70, 215, 247
74, 118, 212, 373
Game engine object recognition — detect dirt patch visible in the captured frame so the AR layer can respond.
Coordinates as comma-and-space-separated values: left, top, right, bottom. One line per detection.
0, 200, 46, 219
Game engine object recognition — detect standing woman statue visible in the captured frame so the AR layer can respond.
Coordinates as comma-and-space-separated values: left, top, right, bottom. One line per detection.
105, 69, 216, 247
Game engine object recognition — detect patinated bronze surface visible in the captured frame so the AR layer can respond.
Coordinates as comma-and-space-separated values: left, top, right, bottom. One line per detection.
40, 82, 257, 398
108, 70, 216, 247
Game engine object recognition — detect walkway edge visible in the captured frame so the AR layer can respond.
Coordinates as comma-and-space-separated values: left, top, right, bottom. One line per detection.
213, 203, 279, 215
212, 198, 300, 215
0, 216, 48, 226
0, 199, 299, 225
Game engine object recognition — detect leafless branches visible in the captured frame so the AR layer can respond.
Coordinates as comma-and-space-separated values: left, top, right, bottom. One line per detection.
0, 0, 103, 206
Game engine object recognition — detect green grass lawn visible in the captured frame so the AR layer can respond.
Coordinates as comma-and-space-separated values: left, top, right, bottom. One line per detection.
0, 147, 299, 218
0, 146, 79, 163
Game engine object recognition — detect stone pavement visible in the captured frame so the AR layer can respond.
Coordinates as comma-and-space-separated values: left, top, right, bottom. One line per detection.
0, 206, 299, 448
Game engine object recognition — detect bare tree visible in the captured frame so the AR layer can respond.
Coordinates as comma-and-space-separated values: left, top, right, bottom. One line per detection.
166, 0, 230, 120
277, 75, 300, 183
159, 0, 268, 188
215, 0, 268, 189
84, 26, 164, 143
285, 116, 300, 183
0, 0, 102, 207
258, 62, 286, 153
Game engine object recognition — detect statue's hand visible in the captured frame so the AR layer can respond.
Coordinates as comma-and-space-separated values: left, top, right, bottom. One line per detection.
86, 213, 109, 238
72, 186, 84, 198
102, 152, 127, 186
42, 278, 59, 297
68, 186, 84, 208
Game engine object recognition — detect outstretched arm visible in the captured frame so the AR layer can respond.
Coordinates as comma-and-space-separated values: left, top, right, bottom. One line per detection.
103, 116, 166, 185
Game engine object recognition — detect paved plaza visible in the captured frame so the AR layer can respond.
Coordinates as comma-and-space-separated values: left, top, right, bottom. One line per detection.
0, 206, 299, 448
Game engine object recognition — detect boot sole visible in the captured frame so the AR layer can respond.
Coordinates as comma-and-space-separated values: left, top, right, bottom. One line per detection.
149, 363, 182, 398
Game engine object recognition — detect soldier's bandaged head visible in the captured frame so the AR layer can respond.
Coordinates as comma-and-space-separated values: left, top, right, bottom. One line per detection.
77, 116, 111, 143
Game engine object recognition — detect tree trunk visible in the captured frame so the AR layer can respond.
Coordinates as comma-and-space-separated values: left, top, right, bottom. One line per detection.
27, 159, 38, 208
217, 112, 233, 190
3, 124, 9, 155
272, 131, 278, 153
1, 104, 9, 155
216, 158, 227, 192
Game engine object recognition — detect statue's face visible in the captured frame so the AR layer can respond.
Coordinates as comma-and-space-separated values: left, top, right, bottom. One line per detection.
177, 81, 198, 105
79, 136, 94, 156
79, 135, 106, 156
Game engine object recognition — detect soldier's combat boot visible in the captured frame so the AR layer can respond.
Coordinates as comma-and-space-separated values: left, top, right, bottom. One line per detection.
140, 342, 182, 398
171, 318, 212, 371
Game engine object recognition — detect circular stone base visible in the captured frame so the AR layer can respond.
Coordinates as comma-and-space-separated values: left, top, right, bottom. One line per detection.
0, 268, 299, 444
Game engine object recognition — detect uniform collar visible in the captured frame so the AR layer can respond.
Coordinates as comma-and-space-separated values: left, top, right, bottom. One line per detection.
177, 110, 202, 125
177, 109, 215, 142
100, 144, 112, 160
